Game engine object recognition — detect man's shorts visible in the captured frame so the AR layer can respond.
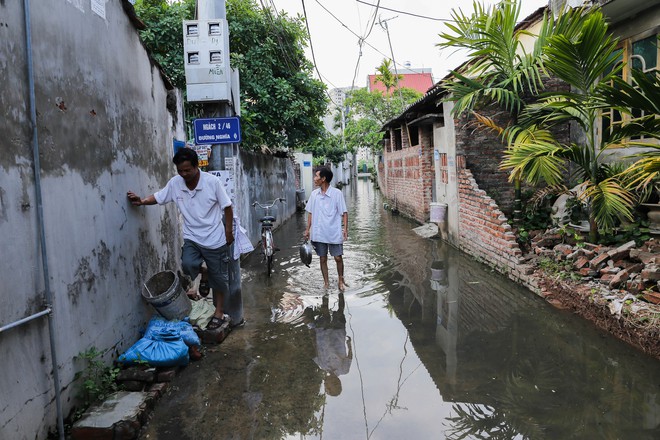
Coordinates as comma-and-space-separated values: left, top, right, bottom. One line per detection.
311, 241, 343, 257
181, 240, 231, 294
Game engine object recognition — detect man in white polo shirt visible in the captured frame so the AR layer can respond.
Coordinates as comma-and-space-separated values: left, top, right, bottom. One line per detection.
304, 167, 348, 291
127, 148, 234, 330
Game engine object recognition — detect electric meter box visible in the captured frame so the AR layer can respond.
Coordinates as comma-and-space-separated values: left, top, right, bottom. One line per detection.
183, 19, 231, 103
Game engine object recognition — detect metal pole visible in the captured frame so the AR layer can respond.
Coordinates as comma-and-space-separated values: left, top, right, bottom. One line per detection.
22, 0, 65, 438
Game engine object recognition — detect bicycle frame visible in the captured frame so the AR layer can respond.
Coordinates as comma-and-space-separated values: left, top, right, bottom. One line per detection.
252, 198, 284, 276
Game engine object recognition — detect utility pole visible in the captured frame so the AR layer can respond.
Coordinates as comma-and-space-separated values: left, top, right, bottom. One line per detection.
378, 16, 404, 107
184, 0, 243, 324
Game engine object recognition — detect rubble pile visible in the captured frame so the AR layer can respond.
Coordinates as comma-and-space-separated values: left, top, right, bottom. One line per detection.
531, 233, 659, 296
524, 231, 660, 358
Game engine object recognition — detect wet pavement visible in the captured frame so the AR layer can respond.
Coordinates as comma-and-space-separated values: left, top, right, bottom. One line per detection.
139, 178, 660, 440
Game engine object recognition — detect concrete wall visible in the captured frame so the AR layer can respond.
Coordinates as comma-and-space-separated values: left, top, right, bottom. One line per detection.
0, 1, 184, 438
234, 151, 298, 245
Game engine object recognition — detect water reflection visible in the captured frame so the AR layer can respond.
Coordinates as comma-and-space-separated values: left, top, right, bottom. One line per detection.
305, 294, 352, 397
140, 178, 660, 440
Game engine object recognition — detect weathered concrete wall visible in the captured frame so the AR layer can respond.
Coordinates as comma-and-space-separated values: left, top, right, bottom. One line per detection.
0, 1, 184, 438
234, 151, 298, 245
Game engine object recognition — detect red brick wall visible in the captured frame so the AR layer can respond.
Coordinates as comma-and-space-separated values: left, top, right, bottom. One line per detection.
457, 164, 523, 272
381, 124, 434, 223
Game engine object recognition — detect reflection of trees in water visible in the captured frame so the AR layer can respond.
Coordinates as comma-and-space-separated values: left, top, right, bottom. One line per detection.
248, 322, 326, 439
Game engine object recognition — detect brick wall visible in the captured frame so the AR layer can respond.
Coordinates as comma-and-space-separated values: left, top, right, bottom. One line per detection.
454, 109, 517, 214
457, 163, 524, 274
381, 124, 434, 223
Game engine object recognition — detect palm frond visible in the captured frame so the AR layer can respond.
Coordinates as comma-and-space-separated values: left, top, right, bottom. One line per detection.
501, 126, 566, 185
581, 179, 635, 230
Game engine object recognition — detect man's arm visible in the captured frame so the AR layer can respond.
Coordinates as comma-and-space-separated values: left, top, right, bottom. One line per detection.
342, 212, 348, 240
304, 212, 312, 240
127, 191, 157, 206
224, 205, 234, 246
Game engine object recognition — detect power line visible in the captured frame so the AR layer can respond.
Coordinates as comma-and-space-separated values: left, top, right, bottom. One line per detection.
355, 0, 451, 22
300, 0, 336, 100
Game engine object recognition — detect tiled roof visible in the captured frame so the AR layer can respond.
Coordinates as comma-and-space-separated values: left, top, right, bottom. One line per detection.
368, 73, 434, 94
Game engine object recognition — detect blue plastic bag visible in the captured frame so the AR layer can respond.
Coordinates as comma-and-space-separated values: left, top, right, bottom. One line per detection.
143, 316, 201, 347
118, 327, 189, 367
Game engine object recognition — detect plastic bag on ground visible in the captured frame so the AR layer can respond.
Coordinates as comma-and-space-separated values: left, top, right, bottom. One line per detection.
118, 327, 189, 367
143, 316, 200, 347
188, 299, 216, 330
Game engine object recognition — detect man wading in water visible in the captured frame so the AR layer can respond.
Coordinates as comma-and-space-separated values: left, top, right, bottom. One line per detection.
304, 167, 348, 291
127, 148, 234, 330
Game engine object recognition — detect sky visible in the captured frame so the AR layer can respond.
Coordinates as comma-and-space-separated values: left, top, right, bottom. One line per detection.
269, 0, 549, 90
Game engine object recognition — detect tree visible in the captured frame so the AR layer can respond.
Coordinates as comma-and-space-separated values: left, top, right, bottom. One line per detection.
133, 0, 196, 89
437, 0, 554, 219
501, 7, 642, 241
132, 0, 328, 153
342, 87, 422, 153
227, 0, 327, 153
374, 59, 403, 95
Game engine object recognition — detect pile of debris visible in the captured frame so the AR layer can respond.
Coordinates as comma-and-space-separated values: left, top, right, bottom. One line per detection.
530, 232, 659, 297
524, 231, 660, 358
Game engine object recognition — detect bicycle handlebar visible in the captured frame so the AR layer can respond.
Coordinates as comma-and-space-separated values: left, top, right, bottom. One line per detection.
252, 198, 285, 209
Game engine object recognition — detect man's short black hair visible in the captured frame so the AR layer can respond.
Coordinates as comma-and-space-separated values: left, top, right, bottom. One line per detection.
173, 148, 198, 167
318, 167, 333, 183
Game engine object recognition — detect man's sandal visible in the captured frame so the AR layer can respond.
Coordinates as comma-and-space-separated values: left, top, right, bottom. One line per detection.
207, 314, 230, 330
198, 279, 210, 297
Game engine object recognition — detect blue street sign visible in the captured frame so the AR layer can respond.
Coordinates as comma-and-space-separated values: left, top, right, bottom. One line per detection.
193, 117, 242, 145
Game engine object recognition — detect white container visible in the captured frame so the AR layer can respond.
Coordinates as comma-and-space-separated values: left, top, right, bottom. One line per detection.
430, 202, 448, 223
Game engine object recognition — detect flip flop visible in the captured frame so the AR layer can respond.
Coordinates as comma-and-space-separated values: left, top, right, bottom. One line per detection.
207, 314, 230, 330
198, 279, 210, 297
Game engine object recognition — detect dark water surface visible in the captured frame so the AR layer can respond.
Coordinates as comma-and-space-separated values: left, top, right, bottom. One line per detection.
140, 178, 660, 440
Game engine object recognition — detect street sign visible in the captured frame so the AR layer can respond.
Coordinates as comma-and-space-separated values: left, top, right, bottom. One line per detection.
193, 117, 241, 145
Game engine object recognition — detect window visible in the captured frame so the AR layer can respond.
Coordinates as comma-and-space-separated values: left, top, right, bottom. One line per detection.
393, 128, 402, 151
408, 125, 419, 146
602, 31, 658, 144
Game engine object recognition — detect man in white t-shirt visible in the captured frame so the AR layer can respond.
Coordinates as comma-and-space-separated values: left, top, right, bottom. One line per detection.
303, 167, 348, 291
127, 148, 234, 330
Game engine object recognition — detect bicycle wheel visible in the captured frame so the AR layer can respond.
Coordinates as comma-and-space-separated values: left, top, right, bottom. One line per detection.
266, 255, 273, 276
264, 229, 274, 276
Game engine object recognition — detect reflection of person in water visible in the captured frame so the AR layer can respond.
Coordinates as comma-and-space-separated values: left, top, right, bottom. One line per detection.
307, 293, 352, 396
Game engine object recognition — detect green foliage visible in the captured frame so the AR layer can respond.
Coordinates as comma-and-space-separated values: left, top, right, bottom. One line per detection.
302, 132, 345, 165
227, 0, 327, 152
598, 218, 652, 247
74, 347, 120, 407
343, 87, 421, 153
374, 59, 403, 93
133, 0, 328, 153
538, 257, 582, 281
133, 0, 196, 89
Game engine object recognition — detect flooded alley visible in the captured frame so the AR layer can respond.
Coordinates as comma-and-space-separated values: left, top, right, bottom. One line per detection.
140, 178, 660, 440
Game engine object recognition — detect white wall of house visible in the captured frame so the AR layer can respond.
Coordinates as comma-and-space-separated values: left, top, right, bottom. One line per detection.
433, 101, 459, 246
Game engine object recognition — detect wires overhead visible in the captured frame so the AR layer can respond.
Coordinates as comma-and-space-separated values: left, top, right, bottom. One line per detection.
355, 0, 451, 22
300, 0, 337, 99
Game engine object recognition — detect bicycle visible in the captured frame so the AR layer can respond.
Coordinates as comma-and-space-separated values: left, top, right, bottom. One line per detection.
252, 198, 285, 276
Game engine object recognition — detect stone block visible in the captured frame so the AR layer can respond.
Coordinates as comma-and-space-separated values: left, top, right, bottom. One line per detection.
71, 391, 150, 440
117, 367, 156, 383
156, 368, 178, 383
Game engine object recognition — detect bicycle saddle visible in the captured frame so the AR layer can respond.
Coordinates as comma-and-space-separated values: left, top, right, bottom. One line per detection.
259, 215, 276, 223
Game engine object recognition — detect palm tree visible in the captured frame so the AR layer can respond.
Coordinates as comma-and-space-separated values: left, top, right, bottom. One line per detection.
601, 69, 660, 194
501, 7, 641, 242
374, 59, 403, 95
437, 0, 555, 219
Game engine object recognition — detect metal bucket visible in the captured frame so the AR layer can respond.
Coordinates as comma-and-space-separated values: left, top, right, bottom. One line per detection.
142, 270, 191, 320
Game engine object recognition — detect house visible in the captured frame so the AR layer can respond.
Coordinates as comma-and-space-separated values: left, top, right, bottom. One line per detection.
368, 65, 434, 95
378, 0, 659, 281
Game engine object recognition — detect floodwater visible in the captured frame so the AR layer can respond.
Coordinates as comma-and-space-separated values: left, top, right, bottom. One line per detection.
140, 178, 660, 440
